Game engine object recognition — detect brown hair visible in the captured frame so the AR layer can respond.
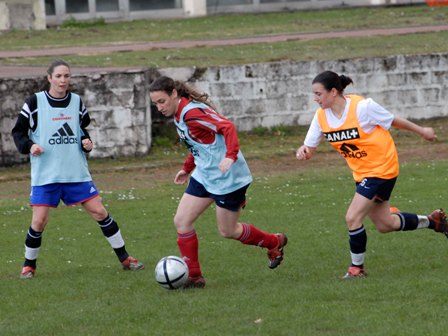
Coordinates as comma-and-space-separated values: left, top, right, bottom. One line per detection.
47, 59, 70, 76
312, 70, 353, 94
149, 76, 215, 109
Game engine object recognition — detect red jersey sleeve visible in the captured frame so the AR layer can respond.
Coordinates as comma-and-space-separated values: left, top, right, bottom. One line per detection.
183, 107, 240, 161
182, 152, 196, 174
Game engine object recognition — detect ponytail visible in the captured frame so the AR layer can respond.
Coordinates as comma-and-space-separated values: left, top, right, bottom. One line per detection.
312, 71, 353, 93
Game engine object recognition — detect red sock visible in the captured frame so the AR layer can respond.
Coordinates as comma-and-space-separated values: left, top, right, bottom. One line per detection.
177, 230, 202, 278
237, 223, 278, 249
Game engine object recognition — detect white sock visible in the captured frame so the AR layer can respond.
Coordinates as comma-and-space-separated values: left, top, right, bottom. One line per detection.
350, 252, 365, 266
417, 215, 430, 229
24, 245, 40, 260
106, 229, 125, 249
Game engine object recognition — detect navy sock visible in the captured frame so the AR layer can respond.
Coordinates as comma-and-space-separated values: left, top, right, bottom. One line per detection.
97, 214, 128, 262
348, 226, 367, 267
24, 259, 37, 268
396, 212, 419, 231
24, 227, 42, 268
97, 214, 119, 237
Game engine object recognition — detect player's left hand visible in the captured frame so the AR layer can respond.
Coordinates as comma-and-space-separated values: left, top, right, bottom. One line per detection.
421, 127, 437, 141
219, 158, 234, 173
82, 138, 93, 151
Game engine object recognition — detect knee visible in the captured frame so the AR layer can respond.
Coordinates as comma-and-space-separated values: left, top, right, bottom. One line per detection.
217, 227, 234, 239
31, 218, 47, 232
374, 221, 396, 233
345, 213, 360, 230
371, 214, 398, 233
174, 214, 192, 232
375, 224, 389, 233
91, 207, 108, 222
173, 215, 182, 231
217, 223, 242, 239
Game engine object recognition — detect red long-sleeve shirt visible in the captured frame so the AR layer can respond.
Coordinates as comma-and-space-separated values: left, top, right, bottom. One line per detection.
176, 98, 240, 174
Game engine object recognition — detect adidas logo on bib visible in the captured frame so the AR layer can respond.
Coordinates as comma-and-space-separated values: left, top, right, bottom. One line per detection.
48, 122, 78, 145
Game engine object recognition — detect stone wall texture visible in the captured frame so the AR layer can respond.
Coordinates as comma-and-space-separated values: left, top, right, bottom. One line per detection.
1, 53, 447, 166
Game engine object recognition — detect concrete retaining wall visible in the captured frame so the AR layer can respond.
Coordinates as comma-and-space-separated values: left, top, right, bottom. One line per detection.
1, 53, 447, 166
0, 0, 46, 30
1, 69, 152, 165
178, 53, 448, 131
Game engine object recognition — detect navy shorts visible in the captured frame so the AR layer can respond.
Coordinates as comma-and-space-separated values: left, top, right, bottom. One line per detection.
185, 177, 249, 212
30, 181, 99, 207
355, 177, 397, 202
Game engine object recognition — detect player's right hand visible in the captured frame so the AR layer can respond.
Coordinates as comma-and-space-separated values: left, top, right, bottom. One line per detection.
174, 170, 189, 185
296, 145, 311, 160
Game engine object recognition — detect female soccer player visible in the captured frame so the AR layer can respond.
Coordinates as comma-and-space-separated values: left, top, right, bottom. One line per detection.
11, 59, 144, 279
296, 70, 447, 279
149, 76, 287, 288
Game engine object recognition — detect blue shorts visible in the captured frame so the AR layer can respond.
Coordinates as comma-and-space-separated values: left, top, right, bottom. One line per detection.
185, 177, 249, 212
355, 177, 397, 202
30, 181, 99, 207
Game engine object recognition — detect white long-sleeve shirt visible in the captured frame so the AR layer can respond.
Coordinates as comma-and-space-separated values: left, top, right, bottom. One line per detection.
304, 97, 394, 148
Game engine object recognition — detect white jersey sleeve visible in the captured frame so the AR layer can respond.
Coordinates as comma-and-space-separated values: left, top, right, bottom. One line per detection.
303, 112, 323, 148
357, 98, 394, 133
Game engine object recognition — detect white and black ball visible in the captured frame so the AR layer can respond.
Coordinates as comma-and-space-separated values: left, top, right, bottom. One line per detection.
154, 256, 189, 290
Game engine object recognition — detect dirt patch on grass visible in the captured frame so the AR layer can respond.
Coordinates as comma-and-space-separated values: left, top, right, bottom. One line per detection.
1, 123, 447, 197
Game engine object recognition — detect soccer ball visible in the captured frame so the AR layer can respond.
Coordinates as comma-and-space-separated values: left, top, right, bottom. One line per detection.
154, 256, 189, 290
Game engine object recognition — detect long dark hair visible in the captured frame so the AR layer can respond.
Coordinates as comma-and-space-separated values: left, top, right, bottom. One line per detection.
312, 70, 353, 94
149, 76, 215, 109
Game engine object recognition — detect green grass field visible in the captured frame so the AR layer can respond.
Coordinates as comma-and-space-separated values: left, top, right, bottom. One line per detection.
1, 146, 447, 335
1, 5, 448, 67
2, 3, 448, 335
